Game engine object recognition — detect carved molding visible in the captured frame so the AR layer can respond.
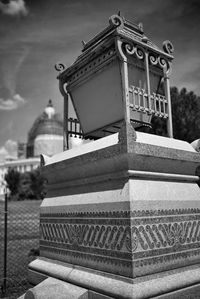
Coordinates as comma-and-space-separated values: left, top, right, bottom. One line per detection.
41, 209, 200, 218
66, 48, 117, 90
40, 208, 200, 270
40, 220, 200, 253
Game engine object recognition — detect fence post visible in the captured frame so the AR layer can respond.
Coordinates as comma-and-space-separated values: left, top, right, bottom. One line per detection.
3, 188, 8, 292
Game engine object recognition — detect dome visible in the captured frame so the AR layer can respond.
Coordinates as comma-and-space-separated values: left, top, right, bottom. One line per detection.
27, 100, 63, 157
44, 99, 56, 119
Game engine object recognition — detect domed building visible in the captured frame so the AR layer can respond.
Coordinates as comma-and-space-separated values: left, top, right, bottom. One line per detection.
0, 100, 94, 197
27, 100, 63, 157
0, 99, 91, 198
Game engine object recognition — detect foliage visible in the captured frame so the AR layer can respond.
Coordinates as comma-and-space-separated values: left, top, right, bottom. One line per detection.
18, 172, 33, 200
5, 167, 46, 201
30, 168, 46, 200
141, 87, 200, 142
5, 168, 20, 197
150, 115, 168, 137
171, 87, 200, 143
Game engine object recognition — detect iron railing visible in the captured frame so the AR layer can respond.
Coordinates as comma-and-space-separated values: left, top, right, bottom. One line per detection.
129, 86, 168, 119
68, 117, 83, 138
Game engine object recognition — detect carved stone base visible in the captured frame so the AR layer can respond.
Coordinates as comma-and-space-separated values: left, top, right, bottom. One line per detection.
28, 132, 200, 298
27, 257, 200, 299
39, 196, 200, 279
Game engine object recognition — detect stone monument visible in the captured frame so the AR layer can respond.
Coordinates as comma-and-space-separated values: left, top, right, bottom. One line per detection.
25, 15, 200, 299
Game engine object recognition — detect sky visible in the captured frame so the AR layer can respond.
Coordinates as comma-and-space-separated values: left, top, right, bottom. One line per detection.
0, 0, 200, 159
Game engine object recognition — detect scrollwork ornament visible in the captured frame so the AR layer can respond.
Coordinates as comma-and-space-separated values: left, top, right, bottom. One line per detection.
159, 57, 172, 76
109, 14, 123, 27
59, 80, 68, 96
125, 43, 136, 55
163, 40, 174, 55
158, 57, 168, 69
149, 53, 158, 66
55, 62, 66, 72
135, 47, 144, 60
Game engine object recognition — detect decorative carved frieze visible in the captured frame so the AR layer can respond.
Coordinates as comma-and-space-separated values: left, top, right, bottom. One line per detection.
40, 208, 200, 277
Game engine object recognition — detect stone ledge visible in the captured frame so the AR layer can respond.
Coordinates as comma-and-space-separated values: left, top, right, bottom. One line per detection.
28, 257, 200, 299
20, 277, 89, 299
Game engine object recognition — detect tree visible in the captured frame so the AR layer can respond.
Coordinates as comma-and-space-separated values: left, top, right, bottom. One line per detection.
150, 116, 167, 137
4, 168, 20, 197
171, 87, 200, 143
17, 168, 46, 200
18, 172, 33, 200
5, 167, 46, 201
140, 87, 200, 142
30, 168, 46, 199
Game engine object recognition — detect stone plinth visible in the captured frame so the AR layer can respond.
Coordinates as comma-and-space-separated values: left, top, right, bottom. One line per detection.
28, 126, 200, 298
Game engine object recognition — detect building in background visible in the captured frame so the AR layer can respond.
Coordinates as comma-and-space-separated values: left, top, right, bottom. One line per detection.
0, 99, 91, 198
0, 100, 62, 198
27, 100, 63, 158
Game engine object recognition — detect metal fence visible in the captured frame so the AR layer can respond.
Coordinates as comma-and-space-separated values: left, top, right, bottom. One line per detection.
0, 196, 41, 298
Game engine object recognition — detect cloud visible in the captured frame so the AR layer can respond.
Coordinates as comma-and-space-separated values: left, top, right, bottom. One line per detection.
5, 139, 17, 153
0, 139, 17, 162
0, 146, 8, 162
0, 46, 29, 110
0, 0, 28, 16
5, 47, 30, 91
0, 149, 8, 163
0, 93, 26, 110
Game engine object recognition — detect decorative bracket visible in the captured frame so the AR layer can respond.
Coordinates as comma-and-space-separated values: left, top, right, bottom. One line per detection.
55, 62, 66, 73
109, 14, 124, 28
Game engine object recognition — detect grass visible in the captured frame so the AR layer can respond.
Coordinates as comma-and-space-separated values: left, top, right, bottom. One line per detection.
0, 199, 41, 298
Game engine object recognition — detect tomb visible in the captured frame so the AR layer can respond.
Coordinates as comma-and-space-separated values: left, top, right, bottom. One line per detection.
26, 15, 200, 299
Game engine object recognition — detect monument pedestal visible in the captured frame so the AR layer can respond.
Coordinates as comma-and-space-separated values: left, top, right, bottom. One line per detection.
26, 128, 200, 298
16, 13, 200, 299
28, 258, 200, 299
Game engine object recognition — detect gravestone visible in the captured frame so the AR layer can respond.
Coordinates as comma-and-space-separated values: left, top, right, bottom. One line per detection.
25, 15, 200, 299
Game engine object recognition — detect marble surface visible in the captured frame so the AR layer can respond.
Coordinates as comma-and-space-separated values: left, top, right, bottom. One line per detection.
28, 257, 200, 299
43, 131, 196, 166
38, 127, 200, 279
